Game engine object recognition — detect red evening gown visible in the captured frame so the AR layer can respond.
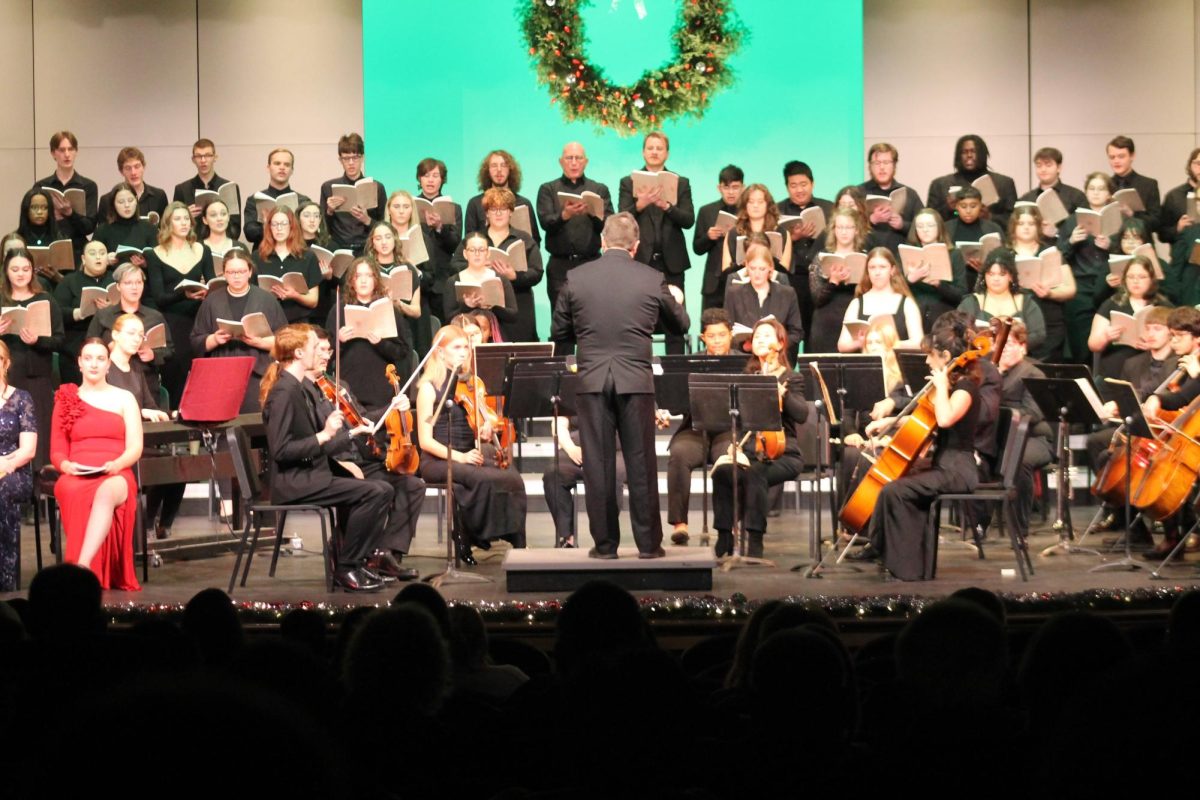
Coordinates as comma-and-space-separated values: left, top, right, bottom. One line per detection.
50, 385, 140, 591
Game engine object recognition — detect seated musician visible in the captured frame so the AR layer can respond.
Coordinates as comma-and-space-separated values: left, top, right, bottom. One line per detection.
543, 415, 627, 548
1086, 305, 1177, 549
710, 318, 807, 559
1132, 306, 1200, 557
846, 313, 982, 580
309, 328, 423, 581
259, 324, 393, 593
415, 324, 526, 565
982, 319, 1054, 545
667, 308, 735, 545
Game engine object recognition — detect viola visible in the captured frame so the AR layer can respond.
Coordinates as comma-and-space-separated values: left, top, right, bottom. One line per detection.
383, 364, 419, 475
315, 374, 383, 459
755, 430, 786, 460
454, 373, 511, 469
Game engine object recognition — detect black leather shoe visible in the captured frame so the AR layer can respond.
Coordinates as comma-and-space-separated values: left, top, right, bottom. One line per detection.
155, 523, 171, 540
670, 529, 689, 546
714, 529, 733, 558
360, 564, 397, 584
845, 543, 881, 562
471, 536, 492, 551
555, 537, 576, 548
638, 547, 666, 559
369, 551, 419, 581
333, 568, 385, 592
588, 547, 618, 560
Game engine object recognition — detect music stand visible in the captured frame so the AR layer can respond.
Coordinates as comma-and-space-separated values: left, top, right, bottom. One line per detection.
505, 357, 579, 546
166, 356, 255, 574
689, 373, 781, 570
1090, 379, 1154, 573
655, 354, 745, 541
474, 343, 555, 468
896, 351, 930, 396
1023, 376, 1106, 559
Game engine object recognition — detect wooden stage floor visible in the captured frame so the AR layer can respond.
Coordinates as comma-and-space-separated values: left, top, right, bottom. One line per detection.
8, 502, 1199, 614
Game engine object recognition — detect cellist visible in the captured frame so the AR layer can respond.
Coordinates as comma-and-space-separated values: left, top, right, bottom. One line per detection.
1085, 305, 1176, 546
710, 318, 807, 559
846, 313, 982, 581
415, 324, 526, 565
308, 328, 423, 581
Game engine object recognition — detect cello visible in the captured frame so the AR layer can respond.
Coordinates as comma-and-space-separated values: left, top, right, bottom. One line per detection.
1128, 390, 1200, 520
838, 320, 1007, 533
1090, 366, 1184, 506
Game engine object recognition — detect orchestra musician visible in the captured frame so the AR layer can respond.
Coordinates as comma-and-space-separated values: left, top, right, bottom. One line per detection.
415, 324, 526, 566
259, 323, 392, 593
710, 317, 807, 558
667, 308, 735, 545
847, 313, 983, 580
308, 328, 423, 581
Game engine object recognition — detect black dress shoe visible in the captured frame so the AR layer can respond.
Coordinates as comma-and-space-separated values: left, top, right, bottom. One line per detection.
714, 529, 733, 558
360, 565, 397, 584
155, 523, 172, 540
588, 547, 618, 560
368, 551, 419, 581
333, 568, 384, 593
638, 547, 666, 559
555, 537, 576, 548
845, 543, 881, 562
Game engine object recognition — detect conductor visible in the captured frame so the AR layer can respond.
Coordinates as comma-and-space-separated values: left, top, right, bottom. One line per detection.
551, 212, 690, 558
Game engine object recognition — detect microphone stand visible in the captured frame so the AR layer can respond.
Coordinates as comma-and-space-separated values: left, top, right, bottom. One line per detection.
425, 363, 490, 587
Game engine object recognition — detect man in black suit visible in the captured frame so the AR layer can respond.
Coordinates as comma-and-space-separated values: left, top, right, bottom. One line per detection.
262, 324, 393, 591
551, 213, 689, 558
618, 131, 695, 354
693, 164, 744, 313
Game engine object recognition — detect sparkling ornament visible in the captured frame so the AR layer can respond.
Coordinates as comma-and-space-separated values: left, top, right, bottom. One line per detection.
546, 0, 556, 6
694, 61, 706, 72
633, 98, 645, 108
565, 74, 576, 84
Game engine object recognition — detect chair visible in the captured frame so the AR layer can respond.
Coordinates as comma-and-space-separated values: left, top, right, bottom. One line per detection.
927, 413, 1034, 582
225, 426, 335, 594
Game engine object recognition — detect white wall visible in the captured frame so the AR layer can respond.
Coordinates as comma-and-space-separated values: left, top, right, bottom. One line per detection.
864, 0, 1200, 206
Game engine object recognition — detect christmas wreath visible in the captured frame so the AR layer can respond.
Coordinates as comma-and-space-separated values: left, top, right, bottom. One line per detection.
520, 0, 746, 134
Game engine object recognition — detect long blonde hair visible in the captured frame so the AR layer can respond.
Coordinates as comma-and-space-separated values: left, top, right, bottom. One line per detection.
418, 325, 467, 391
866, 319, 903, 394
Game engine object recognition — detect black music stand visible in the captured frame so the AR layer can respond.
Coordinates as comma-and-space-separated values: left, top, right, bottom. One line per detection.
504, 357, 579, 546
690, 373, 781, 570
1090, 379, 1154, 573
424, 363, 491, 588
1023, 376, 1106, 559
474, 343, 555, 468
794, 354, 887, 567
655, 354, 745, 541
895, 350, 930, 396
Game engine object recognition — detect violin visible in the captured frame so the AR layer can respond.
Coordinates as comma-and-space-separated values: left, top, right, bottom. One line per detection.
383, 364, 419, 475
315, 373, 383, 459
753, 363, 788, 461
454, 372, 512, 469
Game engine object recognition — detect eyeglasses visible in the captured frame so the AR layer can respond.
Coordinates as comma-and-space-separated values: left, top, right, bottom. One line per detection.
464, 247, 488, 255
339, 154, 362, 162
270, 221, 291, 229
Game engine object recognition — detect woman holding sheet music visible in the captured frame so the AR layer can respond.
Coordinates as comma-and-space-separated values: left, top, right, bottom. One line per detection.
253, 207, 321, 324
326, 256, 412, 414
16, 188, 64, 289
200, 199, 240, 258
839, 247, 923, 352
720, 183, 792, 276
1009, 205, 1075, 362
386, 191, 436, 354
87, 263, 172, 404
145, 201, 215, 407
190, 247, 286, 413
808, 207, 868, 354
479, 187, 543, 342
0, 248, 64, 468
94, 183, 156, 267
956, 247, 1046, 352
1087, 255, 1172, 381
298, 200, 338, 326
364, 220, 423, 322
444, 232, 518, 329
1059, 172, 1119, 364
903, 209, 969, 331
55, 240, 115, 386
723, 238, 805, 363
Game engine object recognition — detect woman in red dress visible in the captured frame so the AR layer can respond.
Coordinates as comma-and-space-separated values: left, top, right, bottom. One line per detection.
51, 338, 143, 590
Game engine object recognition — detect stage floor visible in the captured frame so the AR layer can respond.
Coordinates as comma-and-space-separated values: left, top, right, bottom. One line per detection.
9, 503, 1200, 612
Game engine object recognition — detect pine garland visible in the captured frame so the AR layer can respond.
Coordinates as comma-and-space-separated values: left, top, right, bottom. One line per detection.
520, 0, 746, 135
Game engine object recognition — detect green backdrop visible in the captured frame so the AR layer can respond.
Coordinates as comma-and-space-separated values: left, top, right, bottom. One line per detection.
364, 0, 863, 339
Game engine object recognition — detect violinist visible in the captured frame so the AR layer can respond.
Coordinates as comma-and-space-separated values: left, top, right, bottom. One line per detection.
190, 247, 287, 413
308, 329, 422, 581
326, 256, 413, 415
847, 315, 982, 581
415, 324, 526, 565
667, 308, 736, 545
710, 318, 807, 559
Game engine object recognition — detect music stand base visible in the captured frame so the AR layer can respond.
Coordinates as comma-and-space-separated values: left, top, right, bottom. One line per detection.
1090, 557, 1149, 573
425, 560, 493, 587
719, 554, 775, 572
